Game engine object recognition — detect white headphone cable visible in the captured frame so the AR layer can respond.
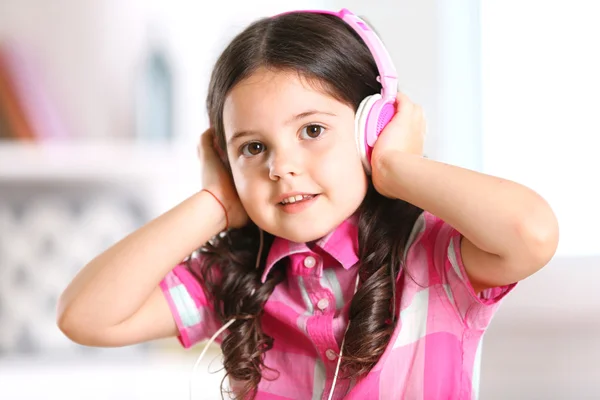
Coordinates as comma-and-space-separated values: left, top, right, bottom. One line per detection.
189, 318, 235, 400
189, 227, 264, 399
327, 272, 360, 400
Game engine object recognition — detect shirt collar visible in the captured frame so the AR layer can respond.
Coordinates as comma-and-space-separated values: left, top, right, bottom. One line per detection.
261, 214, 359, 283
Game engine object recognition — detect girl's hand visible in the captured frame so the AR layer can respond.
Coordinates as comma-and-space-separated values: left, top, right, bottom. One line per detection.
198, 128, 248, 229
370, 92, 427, 197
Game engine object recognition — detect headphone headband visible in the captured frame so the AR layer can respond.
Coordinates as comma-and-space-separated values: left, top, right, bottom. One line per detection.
274, 8, 397, 103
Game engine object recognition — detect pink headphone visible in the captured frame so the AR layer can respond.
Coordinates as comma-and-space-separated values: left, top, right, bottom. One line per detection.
276, 8, 398, 174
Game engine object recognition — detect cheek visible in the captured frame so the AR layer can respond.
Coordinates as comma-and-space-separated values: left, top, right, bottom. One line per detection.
230, 166, 251, 200
231, 165, 263, 206
320, 143, 366, 189
233, 176, 269, 226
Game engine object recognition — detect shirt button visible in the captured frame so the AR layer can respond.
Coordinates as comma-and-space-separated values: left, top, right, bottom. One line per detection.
317, 298, 329, 310
325, 349, 338, 361
303, 256, 316, 269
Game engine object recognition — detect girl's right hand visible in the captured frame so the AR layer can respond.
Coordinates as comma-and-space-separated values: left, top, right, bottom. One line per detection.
198, 128, 249, 229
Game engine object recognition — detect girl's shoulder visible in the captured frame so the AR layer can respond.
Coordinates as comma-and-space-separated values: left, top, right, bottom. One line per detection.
399, 211, 516, 330
403, 211, 449, 253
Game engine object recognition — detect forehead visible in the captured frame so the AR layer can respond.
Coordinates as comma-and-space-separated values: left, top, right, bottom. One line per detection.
222, 68, 348, 136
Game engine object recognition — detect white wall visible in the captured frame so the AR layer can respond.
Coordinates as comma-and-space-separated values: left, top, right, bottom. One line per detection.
330, 0, 483, 171
481, 0, 599, 258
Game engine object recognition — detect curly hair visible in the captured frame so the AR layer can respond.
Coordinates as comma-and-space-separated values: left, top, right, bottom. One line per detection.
193, 11, 423, 399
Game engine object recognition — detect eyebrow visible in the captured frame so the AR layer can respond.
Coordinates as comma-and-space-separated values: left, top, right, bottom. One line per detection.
228, 110, 337, 145
287, 110, 337, 124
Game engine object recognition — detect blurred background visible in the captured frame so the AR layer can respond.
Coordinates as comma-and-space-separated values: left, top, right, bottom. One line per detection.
0, 0, 597, 399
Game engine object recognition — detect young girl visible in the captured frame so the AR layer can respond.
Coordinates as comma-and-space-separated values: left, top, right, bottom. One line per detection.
57, 9, 559, 400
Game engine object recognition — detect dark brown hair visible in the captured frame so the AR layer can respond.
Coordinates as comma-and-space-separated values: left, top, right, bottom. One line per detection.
192, 11, 422, 399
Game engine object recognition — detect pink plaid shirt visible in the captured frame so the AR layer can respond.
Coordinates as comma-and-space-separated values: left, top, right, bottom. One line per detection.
160, 211, 516, 399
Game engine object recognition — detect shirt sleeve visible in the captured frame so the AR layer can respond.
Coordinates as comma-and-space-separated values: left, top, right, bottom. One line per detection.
159, 256, 222, 348
411, 211, 517, 330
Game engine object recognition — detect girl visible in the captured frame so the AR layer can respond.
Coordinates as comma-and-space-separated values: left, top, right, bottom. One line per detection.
57, 9, 559, 400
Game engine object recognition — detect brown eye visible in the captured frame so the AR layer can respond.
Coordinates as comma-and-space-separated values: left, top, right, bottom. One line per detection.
241, 142, 265, 157
302, 124, 325, 139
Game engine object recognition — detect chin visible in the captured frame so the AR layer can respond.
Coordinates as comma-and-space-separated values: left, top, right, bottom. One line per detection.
250, 196, 364, 243
273, 219, 341, 243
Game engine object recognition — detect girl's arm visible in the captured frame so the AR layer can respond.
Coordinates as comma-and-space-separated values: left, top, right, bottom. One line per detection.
56, 190, 226, 347
374, 152, 559, 293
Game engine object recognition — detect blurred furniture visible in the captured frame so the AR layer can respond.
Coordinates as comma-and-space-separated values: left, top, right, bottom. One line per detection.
0, 140, 199, 356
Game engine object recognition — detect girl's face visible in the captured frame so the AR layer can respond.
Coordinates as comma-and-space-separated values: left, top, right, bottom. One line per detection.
223, 68, 368, 242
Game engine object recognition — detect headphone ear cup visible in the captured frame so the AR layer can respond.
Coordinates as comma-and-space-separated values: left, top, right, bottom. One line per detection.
355, 94, 382, 174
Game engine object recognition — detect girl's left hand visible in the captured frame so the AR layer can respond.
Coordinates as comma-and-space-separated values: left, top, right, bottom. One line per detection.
370, 91, 427, 197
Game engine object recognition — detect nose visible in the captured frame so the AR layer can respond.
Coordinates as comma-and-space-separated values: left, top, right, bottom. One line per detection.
268, 146, 303, 181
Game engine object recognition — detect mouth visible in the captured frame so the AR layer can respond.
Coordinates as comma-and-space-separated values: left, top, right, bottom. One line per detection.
278, 193, 319, 205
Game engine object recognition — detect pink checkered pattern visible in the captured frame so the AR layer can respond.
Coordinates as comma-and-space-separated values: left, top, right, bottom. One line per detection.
159, 212, 516, 399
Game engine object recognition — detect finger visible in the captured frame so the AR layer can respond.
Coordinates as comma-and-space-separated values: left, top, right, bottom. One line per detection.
397, 92, 426, 123
382, 92, 413, 133
199, 128, 215, 149
396, 92, 418, 121
414, 104, 425, 123
198, 129, 218, 160
396, 91, 415, 107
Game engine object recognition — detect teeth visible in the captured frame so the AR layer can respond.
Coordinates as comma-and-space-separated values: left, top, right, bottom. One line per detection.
281, 194, 313, 204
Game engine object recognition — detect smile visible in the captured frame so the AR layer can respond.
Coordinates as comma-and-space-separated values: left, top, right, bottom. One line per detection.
280, 194, 315, 205
277, 194, 320, 214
